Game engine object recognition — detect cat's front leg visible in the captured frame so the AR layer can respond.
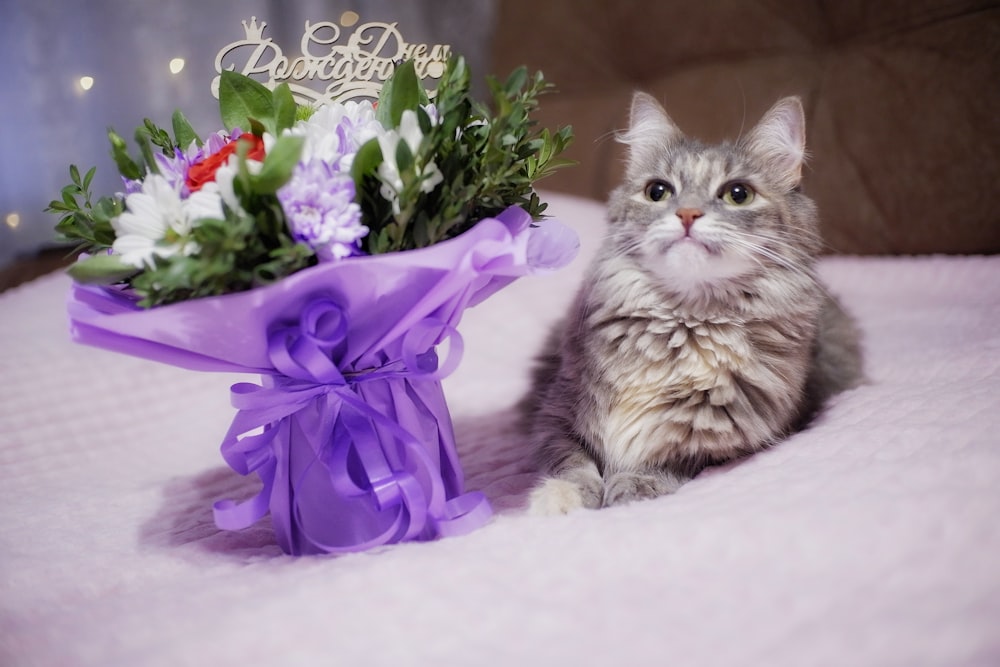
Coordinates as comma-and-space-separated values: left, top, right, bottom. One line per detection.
528, 451, 603, 515
602, 469, 687, 507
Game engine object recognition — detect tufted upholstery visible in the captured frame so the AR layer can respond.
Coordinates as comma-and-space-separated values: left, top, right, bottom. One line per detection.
491, 0, 1000, 255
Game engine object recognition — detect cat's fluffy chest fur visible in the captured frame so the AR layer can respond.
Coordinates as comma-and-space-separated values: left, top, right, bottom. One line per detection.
565, 251, 820, 475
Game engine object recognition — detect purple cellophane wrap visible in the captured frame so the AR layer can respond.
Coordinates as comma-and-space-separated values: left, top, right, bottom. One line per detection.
66, 206, 579, 555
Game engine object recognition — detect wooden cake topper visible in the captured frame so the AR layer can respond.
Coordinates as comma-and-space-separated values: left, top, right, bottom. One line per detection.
214, 13, 451, 105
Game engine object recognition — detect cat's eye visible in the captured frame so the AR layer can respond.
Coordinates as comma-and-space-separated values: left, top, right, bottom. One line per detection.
644, 180, 674, 202
720, 182, 755, 206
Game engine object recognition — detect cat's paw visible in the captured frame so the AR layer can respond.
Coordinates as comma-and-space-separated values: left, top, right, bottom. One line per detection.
602, 470, 685, 507
528, 475, 603, 515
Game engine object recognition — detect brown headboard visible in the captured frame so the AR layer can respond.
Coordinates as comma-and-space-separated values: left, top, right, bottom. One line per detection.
491, 0, 1000, 255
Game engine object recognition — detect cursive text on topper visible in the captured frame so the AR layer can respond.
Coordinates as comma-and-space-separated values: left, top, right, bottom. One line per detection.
213, 16, 452, 106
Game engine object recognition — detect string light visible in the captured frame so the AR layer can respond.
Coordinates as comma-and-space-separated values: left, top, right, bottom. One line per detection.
4, 212, 20, 230
79, 76, 94, 91
169, 58, 185, 74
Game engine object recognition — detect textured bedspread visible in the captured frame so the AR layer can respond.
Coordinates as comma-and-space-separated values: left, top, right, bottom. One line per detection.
2, 193, 998, 666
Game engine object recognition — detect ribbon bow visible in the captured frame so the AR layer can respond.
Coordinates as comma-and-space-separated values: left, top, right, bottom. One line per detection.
212, 296, 491, 554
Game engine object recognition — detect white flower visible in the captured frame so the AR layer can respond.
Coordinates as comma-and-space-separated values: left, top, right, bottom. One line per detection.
111, 174, 223, 268
278, 100, 384, 173
376, 109, 444, 215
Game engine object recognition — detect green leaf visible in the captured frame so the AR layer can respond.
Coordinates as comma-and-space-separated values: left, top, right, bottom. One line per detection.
395, 138, 414, 173
108, 129, 144, 181
350, 138, 384, 184
172, 110, 201, 149
252, 135, 304, 194
219, 70, 275, 134
272, 83, 297, 133
416, 106, 433, 134
377, 60, 424, 128
67, 254, 138, 284
243, 119, 264, 141
134, 126, 160, 174
47, 201, 74, 213
141, 118, 174, 154
61, 185, 78, 208
92, 195, 125, 224
52, 212, 79, 235
504, 66, 528, 96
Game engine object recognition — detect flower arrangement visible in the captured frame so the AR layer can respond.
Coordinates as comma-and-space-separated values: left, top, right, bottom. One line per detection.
49, 51, 578, 556
48, 57, 572, 307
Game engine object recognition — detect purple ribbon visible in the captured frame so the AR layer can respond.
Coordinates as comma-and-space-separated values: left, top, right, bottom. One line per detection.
212, 296, 491, 554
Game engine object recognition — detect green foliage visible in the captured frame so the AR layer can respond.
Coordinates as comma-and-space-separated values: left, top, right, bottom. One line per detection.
108, 129, 144, 181
250, 135, 304, 194
375, 60, 429, 128
172, 110, 201, 149
353, 57, 574, 253
218, 71, 298, 136
46, 163, 123, 255
129, 205, 314, 308
67, 253, 138, 284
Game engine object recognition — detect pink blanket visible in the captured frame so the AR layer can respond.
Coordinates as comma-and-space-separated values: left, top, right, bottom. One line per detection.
2, 193, 998, 666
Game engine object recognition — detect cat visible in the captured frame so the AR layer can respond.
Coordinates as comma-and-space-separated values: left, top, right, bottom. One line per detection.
523, 92, 863, 514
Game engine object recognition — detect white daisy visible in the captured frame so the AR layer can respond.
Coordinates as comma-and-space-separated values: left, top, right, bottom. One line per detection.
111, 174, 223, 268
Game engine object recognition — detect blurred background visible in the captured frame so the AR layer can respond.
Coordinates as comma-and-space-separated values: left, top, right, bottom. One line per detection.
2, 0, 998, 288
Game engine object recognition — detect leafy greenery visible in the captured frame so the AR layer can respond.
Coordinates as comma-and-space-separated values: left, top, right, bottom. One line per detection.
354, 58, 574, 254
47, 163, 124, 260
46, 58, 573, 307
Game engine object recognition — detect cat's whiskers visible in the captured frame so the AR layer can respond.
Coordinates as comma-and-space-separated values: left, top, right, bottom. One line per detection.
613, 232, 658, 259
724, 231, 845, 303
725, 230, 812, 274
726, 224, 818, 251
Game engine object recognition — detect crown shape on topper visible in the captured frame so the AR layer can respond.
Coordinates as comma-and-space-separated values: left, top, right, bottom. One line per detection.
213, 14, 451, 106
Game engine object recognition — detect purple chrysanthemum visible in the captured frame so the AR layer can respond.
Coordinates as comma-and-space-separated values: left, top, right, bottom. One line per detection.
278, 160, 367, 261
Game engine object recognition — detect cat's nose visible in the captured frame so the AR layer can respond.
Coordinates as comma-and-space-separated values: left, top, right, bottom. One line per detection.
677, 208, 704, 232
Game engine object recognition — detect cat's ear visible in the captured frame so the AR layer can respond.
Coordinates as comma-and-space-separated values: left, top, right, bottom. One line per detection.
743, 97, 807, 190
617, 92, 682, 177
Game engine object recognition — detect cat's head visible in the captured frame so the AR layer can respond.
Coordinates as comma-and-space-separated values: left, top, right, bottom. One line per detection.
608, 93, 821, 296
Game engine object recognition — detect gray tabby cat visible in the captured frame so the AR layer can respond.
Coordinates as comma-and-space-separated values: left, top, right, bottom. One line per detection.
524, 93, 862, 514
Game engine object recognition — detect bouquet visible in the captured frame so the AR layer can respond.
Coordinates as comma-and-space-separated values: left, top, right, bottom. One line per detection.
49, 55, 577, 555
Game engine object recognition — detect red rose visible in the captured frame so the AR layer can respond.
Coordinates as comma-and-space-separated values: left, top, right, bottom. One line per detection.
186, 134, 266, 192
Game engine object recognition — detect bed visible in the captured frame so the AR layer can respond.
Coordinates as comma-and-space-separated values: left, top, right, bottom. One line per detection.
1, 191, 998, 666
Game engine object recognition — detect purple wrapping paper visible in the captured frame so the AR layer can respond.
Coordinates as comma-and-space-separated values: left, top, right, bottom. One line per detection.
67, 206, 579, 555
